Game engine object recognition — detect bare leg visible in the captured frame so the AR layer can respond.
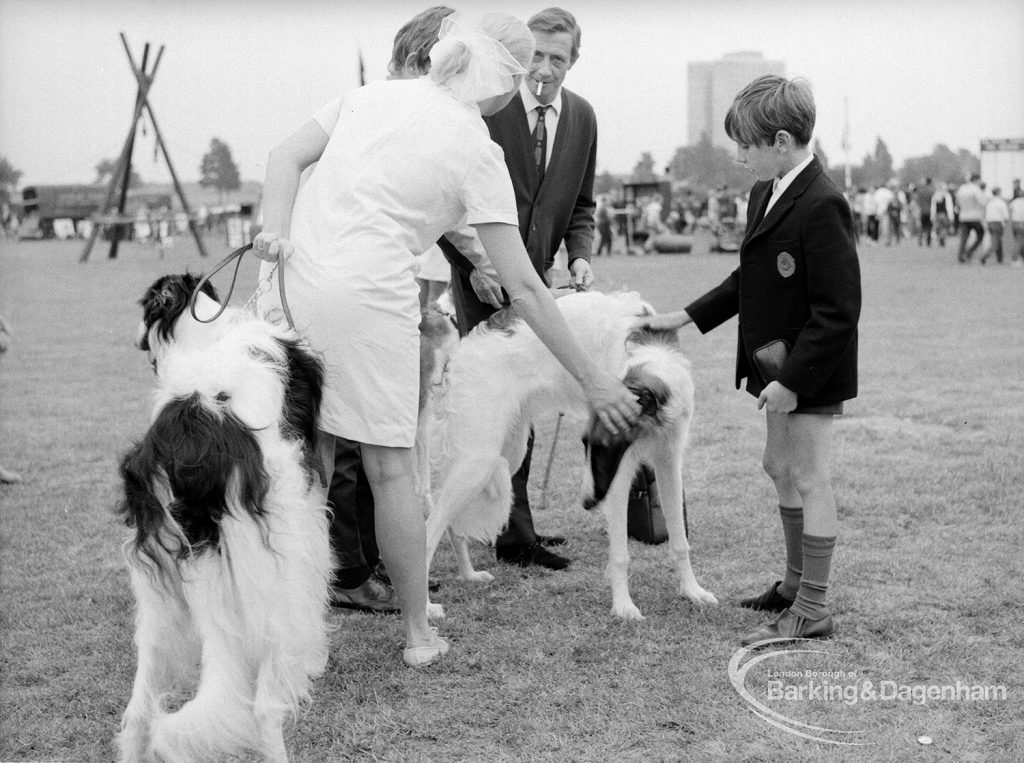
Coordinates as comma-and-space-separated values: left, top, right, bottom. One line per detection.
361, 443, 443, 659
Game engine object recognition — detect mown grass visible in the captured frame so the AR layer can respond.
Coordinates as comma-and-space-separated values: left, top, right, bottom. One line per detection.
1, 233, 1022, 762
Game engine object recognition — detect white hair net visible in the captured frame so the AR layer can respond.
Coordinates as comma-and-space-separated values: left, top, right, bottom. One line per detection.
428, 13, 528, 105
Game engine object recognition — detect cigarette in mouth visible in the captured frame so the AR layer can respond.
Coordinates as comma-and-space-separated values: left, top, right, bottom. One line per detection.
536, 80, 544, 97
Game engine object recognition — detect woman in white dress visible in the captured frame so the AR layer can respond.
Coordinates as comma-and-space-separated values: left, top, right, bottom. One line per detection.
254, 13, 638, 667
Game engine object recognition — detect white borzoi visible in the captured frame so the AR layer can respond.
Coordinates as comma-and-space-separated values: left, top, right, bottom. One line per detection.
117, 274, 332, 762
424, 290, 718, 621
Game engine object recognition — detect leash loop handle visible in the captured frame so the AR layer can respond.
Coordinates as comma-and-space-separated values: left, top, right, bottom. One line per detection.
189, 242, 295, 329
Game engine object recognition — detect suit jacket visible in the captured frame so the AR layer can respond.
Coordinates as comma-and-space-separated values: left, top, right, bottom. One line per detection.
440, 88, 598, 284
685, 156, 861, 405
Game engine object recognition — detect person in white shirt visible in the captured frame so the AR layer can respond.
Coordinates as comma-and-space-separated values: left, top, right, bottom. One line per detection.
980, 187, 1010, 265
252, 12, 638, 668
930, 181, 955, 247
955, 173, 988, 263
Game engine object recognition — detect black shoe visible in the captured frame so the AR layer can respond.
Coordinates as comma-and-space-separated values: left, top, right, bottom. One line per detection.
741, 608, 835, 646
331, 573, 400, 613
496, 542, 570, 570
373, 561, 441, 593
739, 581, 795, 613
535, 533, 568, 547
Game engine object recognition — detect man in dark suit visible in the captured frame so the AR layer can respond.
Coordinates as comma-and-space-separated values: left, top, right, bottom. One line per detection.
440, 7, 596, 570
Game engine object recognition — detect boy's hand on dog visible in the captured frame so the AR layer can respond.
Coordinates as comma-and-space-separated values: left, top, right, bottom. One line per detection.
584, 371, 640, 443
252, 232, 294, 263
632, 309, 692, 333
757, 381, 798, 413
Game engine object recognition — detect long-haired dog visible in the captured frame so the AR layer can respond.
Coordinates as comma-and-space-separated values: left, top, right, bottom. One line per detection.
117, 274, 332, 762
424, 290, 718, 621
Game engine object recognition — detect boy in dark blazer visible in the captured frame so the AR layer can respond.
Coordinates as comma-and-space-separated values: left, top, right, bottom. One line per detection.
440, 7, 597, 570
641, 76, 861, 644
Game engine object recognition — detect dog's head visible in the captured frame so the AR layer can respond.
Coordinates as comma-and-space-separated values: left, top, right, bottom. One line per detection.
581, 363, 674, 510
134, 273, 220, 357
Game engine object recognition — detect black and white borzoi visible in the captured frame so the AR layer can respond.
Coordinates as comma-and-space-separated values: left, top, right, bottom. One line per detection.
424, 290, 718, 621
117, 274, 332, 763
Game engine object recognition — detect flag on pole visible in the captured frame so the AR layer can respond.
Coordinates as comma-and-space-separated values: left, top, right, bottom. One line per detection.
840, 97, 850, 154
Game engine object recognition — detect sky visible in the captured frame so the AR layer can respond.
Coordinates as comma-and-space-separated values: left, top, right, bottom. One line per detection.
2, 0, 1023, 187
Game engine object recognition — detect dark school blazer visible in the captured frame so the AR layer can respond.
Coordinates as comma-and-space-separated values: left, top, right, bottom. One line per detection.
440, 88, 598, 283
685, 156, 861, 406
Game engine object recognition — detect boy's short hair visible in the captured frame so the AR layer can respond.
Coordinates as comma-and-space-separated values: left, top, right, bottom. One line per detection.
527, 7, 581, 62
390, 5, 455, 74
724, 75, 816, 148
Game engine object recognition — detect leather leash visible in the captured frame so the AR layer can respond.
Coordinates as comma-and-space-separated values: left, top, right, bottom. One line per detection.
189, 242, 295, 329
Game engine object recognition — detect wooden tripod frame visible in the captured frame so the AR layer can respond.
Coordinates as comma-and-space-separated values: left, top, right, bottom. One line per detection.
80, 33, 208, 262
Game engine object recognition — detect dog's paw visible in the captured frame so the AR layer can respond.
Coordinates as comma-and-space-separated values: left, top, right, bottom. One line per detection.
462, 569, 495, 584
680, 584, 719, 606
426, 601, 446, 620
611, 601, 646, 621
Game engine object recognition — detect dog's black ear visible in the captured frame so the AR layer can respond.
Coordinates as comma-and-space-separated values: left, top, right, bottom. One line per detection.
117, 439, 184, 582
582, 427, 632, 509
277, 338, 326, 484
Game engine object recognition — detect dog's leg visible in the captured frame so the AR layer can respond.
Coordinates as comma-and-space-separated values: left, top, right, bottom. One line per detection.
446, 527, 493, 583
602, 447, 646, 620
651, 438, 718, 607
117, 572, 198, 763
148, 645, 259, 763
253, 661, 291, 763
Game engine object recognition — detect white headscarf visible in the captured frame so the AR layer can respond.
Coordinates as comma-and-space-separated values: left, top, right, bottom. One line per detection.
428, 14, 527, 105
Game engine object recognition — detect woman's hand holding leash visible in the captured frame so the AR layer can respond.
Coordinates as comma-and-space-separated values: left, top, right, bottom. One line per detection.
252, 231, 294, 263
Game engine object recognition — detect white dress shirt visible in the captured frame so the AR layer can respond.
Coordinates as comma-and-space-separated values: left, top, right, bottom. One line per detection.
765, 152, 815, 215
519, 81, 562, 172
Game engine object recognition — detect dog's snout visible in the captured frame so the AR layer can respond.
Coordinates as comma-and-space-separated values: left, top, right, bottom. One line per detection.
134, 321, 150, 351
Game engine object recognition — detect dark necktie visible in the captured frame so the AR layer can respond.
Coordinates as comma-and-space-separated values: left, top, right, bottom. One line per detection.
532, 105, 549, 180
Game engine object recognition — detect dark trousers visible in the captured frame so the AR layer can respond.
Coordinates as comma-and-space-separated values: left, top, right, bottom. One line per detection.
327, 436, 378, 583
918, 213, 932, 246
958, 221, 985, 261
981, 222, 1005, 263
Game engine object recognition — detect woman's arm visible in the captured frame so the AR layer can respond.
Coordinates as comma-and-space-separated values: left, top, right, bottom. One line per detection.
474, 222, 638, 436
253, 119, 329, 261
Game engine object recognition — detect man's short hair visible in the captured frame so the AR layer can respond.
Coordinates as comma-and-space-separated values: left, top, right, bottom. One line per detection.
390, 5, 455, 74
527, 7, 581, 62
724, 75, 816, 148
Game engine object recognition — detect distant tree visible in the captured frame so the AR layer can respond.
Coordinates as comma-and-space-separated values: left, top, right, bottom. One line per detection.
94, 157, 142, 188
858, 137, 894, 188
899, 143, 979, 186
594, 170, 620, 197
666, 134, 751, 192
0, 155, 22, 205
200, 138, 241, 198
631, 152, 657, 182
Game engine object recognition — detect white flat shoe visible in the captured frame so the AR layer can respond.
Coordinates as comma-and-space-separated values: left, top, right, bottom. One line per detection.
403, 634, 450, 668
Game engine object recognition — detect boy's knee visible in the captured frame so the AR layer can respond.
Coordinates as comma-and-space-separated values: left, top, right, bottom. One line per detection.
762, 451, 791, 486
789, 462, 830, 496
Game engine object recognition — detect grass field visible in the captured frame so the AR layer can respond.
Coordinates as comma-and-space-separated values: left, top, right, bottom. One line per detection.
1, 232, 1022, 762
